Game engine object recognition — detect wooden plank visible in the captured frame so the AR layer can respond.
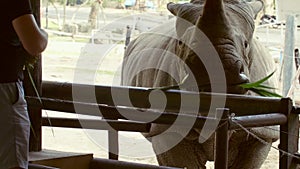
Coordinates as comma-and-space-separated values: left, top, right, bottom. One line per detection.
29, 163, 60, 169
90, 158, 183, 169
214, 108, 229, 169
26, 96, 211, 127
279, 98, 299, 169
29, 150, 93, 169
25, 0, 42, 152
41, 117, 151, 132
108, 130, 119, 160
41, 81, 283, 116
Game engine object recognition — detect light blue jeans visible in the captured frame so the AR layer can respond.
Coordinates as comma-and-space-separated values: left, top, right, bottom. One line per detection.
0, 81, 30, 169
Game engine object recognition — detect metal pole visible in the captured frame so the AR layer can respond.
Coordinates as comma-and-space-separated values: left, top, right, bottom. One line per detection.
214, 108, 229, 169
282, 15, 296, 97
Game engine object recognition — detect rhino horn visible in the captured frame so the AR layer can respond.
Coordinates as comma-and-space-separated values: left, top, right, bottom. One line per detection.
197, 0, 230, 31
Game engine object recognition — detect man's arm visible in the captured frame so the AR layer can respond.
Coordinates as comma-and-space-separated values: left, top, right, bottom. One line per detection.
12, 14, 48, 56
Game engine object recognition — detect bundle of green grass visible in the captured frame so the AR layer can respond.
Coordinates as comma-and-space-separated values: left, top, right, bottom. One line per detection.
238, 71, 281, 97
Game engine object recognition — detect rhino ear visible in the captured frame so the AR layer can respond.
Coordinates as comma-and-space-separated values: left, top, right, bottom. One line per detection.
167, 2, 180, 16
248, 0, 264, 18
167, 2, 202, 38
190, 0, 205, 5
167, 3, 201, 24
167, 2, 192, 17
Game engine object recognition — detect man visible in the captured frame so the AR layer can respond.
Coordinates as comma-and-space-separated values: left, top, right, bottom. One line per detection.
0, 0, 48, 169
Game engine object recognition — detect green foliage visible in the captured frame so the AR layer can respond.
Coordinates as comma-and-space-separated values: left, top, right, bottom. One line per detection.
25, 55, 39, 70
239, 71, 282, 97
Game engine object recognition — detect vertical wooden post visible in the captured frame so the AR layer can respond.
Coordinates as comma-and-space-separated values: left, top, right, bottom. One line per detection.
279, 98, 299, 169
108, 129, 119, 160
25, 0, 42, 152
214, 108, 229, 169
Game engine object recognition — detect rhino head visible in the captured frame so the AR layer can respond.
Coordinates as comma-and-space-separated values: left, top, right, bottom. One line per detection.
167, 0, 264, 94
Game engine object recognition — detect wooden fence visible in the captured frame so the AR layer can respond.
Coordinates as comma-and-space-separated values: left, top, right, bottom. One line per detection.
26, 80, 300, 169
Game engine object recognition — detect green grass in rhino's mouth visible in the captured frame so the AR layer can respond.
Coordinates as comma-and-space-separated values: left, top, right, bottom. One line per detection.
238, 71, 282, 97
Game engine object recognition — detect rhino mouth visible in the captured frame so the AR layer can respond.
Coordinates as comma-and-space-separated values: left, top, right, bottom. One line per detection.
195, 83, 248, 94
227, 84, 249, 94
194, 73, 249, 94
226, 72, 250, 94
191, 72, 249, 94
180, 71, 249, 94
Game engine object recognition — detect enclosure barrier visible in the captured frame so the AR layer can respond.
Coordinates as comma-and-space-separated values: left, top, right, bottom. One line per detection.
29, 163, 60, 169
90, 158, 182, 169
26, 81, 300, 169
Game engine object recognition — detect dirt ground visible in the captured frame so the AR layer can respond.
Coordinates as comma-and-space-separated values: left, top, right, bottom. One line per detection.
42, 125, 280, 168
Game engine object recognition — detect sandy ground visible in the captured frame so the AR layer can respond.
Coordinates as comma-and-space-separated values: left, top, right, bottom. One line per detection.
42, 125, 280, 168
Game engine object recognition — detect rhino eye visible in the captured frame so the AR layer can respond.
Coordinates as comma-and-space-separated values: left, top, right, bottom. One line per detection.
178, 40, 183, 46
244, 41, 248, 48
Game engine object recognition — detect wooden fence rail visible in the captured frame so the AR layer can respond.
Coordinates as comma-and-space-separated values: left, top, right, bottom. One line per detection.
41, 81, 284, 115
26, 81, 299, 169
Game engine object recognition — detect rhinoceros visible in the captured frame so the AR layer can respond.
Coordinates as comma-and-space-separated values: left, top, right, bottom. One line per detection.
121, 0, 279, 168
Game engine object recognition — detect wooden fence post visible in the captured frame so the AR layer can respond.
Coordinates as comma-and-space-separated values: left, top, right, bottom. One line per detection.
214, 108, 229, 169
26, 0, 42, 152
279, 98, 299, 169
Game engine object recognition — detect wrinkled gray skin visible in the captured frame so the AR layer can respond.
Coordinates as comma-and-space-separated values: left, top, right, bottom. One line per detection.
121, 0, 279, 168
